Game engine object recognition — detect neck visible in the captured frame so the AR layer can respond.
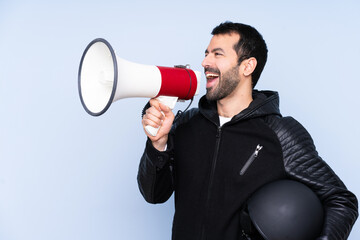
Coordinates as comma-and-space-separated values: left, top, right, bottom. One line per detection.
217, 82, 253, 118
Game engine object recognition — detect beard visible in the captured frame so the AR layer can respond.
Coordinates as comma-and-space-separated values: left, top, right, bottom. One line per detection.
206, 65, 240, 101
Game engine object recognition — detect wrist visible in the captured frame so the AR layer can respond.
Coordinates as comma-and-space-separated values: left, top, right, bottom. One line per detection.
151, 135, 168, 152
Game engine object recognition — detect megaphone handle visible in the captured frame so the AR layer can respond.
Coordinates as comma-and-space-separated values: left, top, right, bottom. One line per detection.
145, 96, 178, 137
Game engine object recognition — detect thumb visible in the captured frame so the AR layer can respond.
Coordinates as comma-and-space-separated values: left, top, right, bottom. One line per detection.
159, 102, 173, 117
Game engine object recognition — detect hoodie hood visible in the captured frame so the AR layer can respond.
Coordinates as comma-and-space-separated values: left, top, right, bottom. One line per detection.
198, 90, 281, 125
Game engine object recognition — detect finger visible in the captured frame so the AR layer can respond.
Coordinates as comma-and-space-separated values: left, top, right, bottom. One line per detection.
149, 98, 160, 109
146, 106, 165, 120
142, 117, 161, 129
143, 112, 163, 127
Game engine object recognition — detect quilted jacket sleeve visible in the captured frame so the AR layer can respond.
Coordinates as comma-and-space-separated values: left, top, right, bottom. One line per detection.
269, 116, 358, 240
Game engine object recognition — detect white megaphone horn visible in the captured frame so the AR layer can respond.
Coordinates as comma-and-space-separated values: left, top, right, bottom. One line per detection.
78, 38, 201, 136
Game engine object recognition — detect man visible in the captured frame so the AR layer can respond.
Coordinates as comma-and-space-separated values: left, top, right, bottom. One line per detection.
138, 22, 358, 240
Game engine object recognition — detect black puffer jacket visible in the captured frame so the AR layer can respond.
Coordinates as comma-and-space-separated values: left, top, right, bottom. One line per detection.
138, 90, 358, 240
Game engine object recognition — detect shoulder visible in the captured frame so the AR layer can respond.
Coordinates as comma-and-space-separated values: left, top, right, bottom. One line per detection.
265, 115, 314, 145
264, 115, 319, 167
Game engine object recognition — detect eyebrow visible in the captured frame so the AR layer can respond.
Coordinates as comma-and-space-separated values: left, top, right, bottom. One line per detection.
205, 48, 225, 54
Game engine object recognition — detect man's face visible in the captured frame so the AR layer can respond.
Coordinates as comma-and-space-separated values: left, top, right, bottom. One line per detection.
202, 33, 241, 101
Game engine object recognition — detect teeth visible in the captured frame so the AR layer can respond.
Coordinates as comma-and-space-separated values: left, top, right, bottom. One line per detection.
206, 73, 219, 78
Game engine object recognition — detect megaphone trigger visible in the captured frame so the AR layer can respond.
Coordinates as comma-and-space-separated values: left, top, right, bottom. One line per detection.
155, 96, 179, 110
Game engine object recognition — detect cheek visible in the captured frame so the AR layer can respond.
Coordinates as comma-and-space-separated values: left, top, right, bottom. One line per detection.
217, 64, 229, 75
217, 59, 237, 73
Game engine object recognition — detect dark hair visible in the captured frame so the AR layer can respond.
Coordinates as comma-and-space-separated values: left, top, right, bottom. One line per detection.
211, 21, 268, 88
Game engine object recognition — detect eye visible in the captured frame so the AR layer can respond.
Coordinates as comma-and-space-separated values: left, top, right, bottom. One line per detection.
215, 52, 223, 56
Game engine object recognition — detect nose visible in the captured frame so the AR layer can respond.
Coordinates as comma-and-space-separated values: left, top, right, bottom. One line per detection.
202, 54, 211, 68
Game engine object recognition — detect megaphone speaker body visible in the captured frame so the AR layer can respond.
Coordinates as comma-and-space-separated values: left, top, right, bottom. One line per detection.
78, 38, 200, 118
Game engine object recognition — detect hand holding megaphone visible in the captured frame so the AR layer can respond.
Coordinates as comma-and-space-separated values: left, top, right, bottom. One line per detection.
142, 99, 175, 150
78, 38, 201, 137
143, 96, 177, 137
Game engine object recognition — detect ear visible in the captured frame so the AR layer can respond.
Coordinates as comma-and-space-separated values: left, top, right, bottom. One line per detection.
242, 57, 257, 77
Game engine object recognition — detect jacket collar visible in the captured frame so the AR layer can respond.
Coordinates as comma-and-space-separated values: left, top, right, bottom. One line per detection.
198, 90, 282, 125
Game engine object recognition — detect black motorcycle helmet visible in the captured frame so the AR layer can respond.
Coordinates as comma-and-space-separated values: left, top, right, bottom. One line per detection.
245, 179, 324, 240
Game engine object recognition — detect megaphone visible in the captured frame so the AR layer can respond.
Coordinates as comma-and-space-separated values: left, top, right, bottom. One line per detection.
78, 38, 201, 136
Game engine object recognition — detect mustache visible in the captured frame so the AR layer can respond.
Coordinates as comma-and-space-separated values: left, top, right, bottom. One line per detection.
204, 67, 220, 75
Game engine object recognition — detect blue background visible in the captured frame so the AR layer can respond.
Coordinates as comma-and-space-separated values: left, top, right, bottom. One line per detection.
0, 0, 359, 239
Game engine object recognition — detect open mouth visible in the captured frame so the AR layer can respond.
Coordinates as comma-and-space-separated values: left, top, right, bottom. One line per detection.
206, 73, 219, 89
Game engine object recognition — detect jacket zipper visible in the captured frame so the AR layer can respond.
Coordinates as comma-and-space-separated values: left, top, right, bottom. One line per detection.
239, 144, 263, 175
201, 126, 222, 240
198, 96, 274, 238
